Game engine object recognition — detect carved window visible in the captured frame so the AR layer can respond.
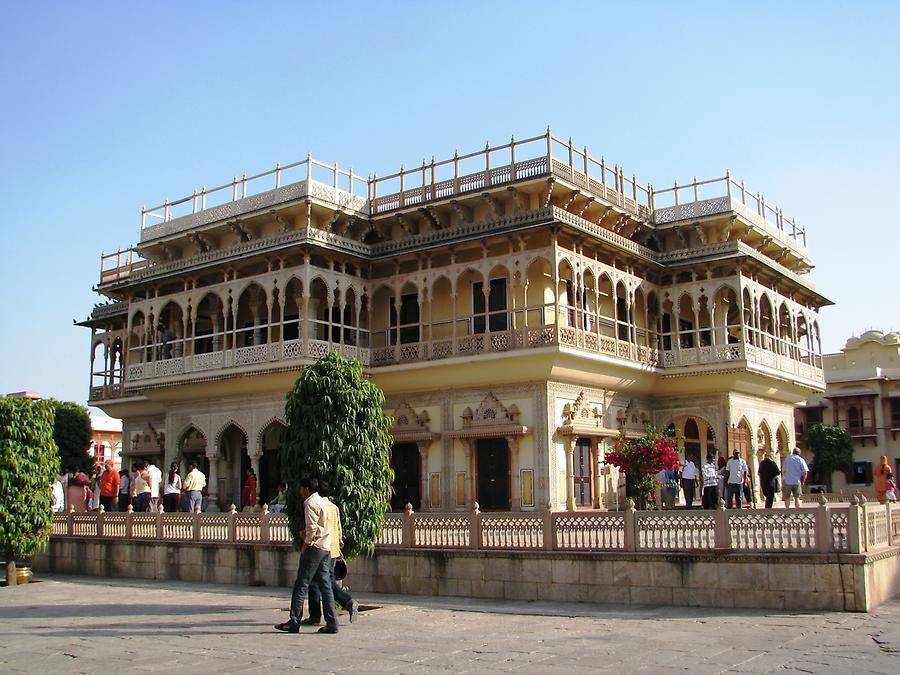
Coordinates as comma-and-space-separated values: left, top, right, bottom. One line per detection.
389, 293, 420, 345
472, 278, 508, 334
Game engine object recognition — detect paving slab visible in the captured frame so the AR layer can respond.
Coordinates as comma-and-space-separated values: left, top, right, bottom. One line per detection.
2, 575, 900, 673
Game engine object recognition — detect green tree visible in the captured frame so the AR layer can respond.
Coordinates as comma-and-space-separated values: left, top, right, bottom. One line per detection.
282, 352, 394, 558
52, 401, 93, 473
806, 423, 855, 491
0, 397, 60, 586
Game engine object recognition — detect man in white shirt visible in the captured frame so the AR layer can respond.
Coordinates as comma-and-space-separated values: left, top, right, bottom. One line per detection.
680, 458, 699, 509
147, 460, 162, 512
51, 476, 65, 512
725, 449, 749, 509
782, 447, 810, 508
275, 477, 339, 634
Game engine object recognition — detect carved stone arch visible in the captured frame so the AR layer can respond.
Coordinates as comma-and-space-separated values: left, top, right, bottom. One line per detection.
255, 416, 287, 453
467, 392, 521, 427
176, 423, 208, 454
214, 419, 251, 447
454, 266, 485, 295
428, 273, 453, 298
756, 418, 773, 455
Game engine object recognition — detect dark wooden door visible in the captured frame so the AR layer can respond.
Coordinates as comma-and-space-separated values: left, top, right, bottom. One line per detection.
391, 443, 421, 511
477, 438, 510, 510
574, 438, 592, 506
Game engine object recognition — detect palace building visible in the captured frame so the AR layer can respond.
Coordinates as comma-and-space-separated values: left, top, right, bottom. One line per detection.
80, 130, 828, 511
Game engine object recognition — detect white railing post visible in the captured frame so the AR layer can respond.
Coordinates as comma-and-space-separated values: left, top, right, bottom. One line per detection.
624, 500, 636, 551
228, 504, 237, 543
484, 142, 491, 186
67, 505, 74, 536
725, 170, 732, 203
260, 504, 270, 544
816, 495, 831, 552
470, 502, 482, 549
275, 162, 281, 189
510, 135, 517, 180
847, 495, 863, 553
543, 505, 555, 551
156, 504, 164, 540
125, 504, 134, 538
97, 505, 105, 537
192, 188, 199, 213
232, 176, 238, 201
193, 504, 201, 542
201, 186, 207, 211
715, 498, 731, 549
402, 503, 414, 548
399, 166, 405, 207
242, 172, 247, 199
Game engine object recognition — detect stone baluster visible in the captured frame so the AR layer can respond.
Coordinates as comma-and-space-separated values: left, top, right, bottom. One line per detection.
260, 504, 270, 544
714, 498, 732, 549
623, 500, 636, 552
543, 502, 555, 551
469, 502, 482, 549
816, 494, 832, 552
207, 452, 220, 511
847, 495, 864, 553
227, 503, 237, 543
402, 503, 415, 548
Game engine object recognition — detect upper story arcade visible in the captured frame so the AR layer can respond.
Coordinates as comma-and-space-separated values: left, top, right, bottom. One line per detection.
81, 129, 829, 405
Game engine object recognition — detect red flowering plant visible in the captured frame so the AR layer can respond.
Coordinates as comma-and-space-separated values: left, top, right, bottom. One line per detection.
605, 426, 681, 510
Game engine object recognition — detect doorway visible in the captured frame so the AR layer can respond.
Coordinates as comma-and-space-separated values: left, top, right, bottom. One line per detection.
574, 437, 593, 507
391, 443, 421, 511
476, 438, 510, 510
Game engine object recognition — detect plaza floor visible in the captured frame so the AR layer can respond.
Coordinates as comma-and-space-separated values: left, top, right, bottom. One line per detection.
1, 575, 900, 673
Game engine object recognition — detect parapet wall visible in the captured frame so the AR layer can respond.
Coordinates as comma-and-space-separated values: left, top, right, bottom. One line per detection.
33, 537, 900, 613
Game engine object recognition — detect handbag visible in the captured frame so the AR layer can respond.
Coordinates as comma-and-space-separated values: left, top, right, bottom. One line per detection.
333, 557, 348, 581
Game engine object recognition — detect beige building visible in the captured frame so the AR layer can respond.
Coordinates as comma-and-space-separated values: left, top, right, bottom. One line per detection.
80, 130, 829, 511
796, 330, 900, 491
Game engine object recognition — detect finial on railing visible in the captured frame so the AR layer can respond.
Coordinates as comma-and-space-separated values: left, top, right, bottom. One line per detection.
817, 493, 828, 506
625, 498, 636, 513
229, 503, 237, 513
717, 497, 726, 511
472, 501, 480, 515
404, 502, 414, 516
194, 504, 201, 514
158, 503, 165, 513
850, 494, 859, 505
262, 503, 269, 514
857, 493, 867, 504
510, 134, 515, 144
127, 504, 134, 513
69, 504, 75, 513
99, 504, 105, 513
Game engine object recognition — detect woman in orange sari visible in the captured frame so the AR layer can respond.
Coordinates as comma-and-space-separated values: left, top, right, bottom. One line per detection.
875, 455, 892, 502
241, 467, 257, 510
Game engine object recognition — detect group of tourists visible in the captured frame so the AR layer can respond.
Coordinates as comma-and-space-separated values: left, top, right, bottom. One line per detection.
51, 460, 208, 513
659, 447, 810, 510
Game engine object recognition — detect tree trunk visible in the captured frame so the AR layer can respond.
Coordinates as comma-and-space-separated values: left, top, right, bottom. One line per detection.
5, 557, 16, 587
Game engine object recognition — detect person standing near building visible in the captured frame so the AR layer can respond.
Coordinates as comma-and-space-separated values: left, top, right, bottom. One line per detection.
303, 481, 359, 626
118, 468, 131, 511
782, 447, 809, 508
51, 476, 65, 513
182, 461, 206, 512
757, 452, 781, 509
274, 477, 339, 634
875, 456, 892, 503
725, 449, 749, 509
241, 467, 257, 510
701, 453, 719, 509
680, 457, 698, 509
98, 460, 120, 512
163, 462, 182, 512
133, 463, 151, 512
146, 460, 162, 512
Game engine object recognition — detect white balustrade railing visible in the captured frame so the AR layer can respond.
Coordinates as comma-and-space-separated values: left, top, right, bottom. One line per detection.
53, 497, 885, 555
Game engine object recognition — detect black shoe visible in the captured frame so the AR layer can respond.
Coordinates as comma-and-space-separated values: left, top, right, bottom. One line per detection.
318, 626, 339, 634
299, 618, 321, 626
274, 621, 299, 633
348, 600, 359, 623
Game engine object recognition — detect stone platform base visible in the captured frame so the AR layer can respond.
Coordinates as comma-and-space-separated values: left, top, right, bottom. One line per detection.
33, 538, 900, 612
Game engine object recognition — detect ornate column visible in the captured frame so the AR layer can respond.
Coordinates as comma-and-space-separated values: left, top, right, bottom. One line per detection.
417, 441, 429, 510
507, 436, 521, 511
207, 450, 220, 512
301, 296, 310, 357
563, 436, 576, 511
593, 438, 606, 510
464, 439, 475, 510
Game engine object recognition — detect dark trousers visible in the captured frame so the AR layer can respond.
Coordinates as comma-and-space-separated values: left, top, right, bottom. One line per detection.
289, 546, 338, 630
308, 558, 353, 619
701, 486, 718, 510
726, 484, 743, 509
681, 479, 697, 508
133, 493, 150, 512
763, 489, 775, 509
99, 495, 117, 512
163, 493, 180, 512
118, 494, 131, 512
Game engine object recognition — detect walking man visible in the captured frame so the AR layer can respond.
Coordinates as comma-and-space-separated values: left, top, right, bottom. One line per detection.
680, 457, 698, 508
701, 453, 719, 509
182, 461, 206, 512
725, 449, 749, 509
274, 477, 339, 634
782, 447, 809, 508
146, 460, 162, 512
304, 480, 359, 626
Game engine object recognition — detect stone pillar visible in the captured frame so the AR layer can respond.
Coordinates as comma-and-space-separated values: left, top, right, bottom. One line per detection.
593, 438, 606, 510
416, 441, 429, 510
464, 440, 474, 510
508, 436, 521, 511
563, 436, 576, 511
207, 452, 220, 512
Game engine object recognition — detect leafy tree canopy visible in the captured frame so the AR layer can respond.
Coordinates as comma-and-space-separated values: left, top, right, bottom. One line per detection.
0, 397, 60, 585
51, 401, 93, 473
807, 423, 854, 488
282, 353, 394, 558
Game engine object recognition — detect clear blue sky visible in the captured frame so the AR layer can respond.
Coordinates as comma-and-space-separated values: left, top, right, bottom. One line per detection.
1, 1, 898, 405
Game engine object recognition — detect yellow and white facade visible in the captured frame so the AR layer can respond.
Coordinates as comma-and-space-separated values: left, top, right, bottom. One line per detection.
80, 130, 829, 511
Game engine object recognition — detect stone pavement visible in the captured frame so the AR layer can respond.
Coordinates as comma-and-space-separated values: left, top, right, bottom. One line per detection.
2, 575, 900, 673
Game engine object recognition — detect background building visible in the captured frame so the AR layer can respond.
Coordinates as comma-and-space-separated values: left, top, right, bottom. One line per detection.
796, 330, 900, 492
80, 130, 829, 511
89, 414, 123, 469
